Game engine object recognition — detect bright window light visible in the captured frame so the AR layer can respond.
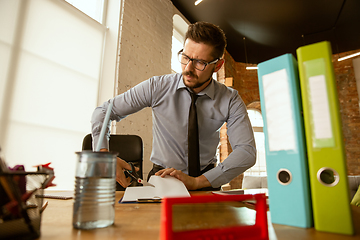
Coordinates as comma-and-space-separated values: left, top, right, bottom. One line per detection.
195, 0, 203, 6
65, 0, 105, 23
171, 36, 183, 73
338, 52, 360, 61
246, 66, 258, 70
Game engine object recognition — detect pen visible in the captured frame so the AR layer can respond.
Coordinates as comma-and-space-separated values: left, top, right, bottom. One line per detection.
40, 200, 48, 214
137, 178, 155, 187
137, 197, 161, 203
124, 168, 155, 187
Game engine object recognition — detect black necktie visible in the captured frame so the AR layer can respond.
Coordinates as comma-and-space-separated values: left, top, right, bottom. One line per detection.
188, 91, 200, 177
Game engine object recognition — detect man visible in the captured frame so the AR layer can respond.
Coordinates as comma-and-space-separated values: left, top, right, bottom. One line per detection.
91, 21, 256, 190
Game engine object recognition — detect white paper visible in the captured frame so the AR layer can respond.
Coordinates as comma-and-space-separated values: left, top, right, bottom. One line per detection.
262, 69, 296, 152
120, 175, 190, 203
308, 75, 333, 140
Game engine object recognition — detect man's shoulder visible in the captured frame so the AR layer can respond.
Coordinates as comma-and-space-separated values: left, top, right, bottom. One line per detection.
151, 73, 181, 84
147, 73, 183, 97
212, 79, 238, 96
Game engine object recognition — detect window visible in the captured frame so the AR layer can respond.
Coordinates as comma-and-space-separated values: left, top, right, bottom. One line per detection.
172, 15, 188, 73
0, 0, 120, 190
65, 0, 105, 23
171, 36, 183, 73
245, 109, 266, 176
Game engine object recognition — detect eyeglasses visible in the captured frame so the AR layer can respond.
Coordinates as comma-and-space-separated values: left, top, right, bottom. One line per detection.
177, 50, 219, 71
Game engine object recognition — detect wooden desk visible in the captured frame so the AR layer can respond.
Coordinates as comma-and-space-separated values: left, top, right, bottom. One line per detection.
38, 191, 360, 240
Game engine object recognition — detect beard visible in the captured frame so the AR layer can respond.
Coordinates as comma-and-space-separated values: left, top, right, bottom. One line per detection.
182, 70, 212, 90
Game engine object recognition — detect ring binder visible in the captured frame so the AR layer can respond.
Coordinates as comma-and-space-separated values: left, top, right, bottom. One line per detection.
257, 53, 313, 228
296, 41, 354, 235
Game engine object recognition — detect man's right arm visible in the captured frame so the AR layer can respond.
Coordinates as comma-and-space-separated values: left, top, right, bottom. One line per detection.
91, 101, 115, 151
90, 77, 157, 186
90, 77, 156, 151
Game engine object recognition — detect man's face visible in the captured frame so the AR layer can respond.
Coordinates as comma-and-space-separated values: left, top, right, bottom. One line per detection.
181, 39, 219, 93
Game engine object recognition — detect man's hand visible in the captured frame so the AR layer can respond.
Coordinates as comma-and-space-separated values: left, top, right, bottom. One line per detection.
100, 148, 139, 188
155, 168, 211, 190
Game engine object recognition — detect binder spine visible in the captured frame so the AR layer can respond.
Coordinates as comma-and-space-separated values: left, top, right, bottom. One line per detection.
257, 54, 312, 228
296, 41, 353, 235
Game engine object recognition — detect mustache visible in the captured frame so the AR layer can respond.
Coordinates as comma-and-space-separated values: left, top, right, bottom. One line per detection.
182, 71, 198, 78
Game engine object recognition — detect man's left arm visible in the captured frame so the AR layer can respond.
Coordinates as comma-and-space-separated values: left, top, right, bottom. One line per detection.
203, 93, 257, 188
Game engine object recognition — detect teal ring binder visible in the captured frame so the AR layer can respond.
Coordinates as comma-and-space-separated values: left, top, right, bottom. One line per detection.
257, 53, 313, 228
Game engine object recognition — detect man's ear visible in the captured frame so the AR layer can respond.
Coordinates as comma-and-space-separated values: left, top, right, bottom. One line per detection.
214, 59, 224, 72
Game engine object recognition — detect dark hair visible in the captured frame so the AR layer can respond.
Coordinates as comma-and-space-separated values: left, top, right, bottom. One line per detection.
185, 21, 227, 59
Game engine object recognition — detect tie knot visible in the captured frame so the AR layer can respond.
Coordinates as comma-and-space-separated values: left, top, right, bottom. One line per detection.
189, 91, 198, 102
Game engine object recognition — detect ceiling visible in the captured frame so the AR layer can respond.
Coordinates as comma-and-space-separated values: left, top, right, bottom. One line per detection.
170, 0, 360, 64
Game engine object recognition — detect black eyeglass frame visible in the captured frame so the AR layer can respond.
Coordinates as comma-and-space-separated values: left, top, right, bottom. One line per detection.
177, 50, 219, 71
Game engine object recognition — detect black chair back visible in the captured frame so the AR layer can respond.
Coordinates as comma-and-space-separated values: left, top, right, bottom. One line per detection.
82, 134, 143, 190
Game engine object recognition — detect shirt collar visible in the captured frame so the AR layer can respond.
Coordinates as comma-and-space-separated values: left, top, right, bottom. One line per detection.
177, 74, 215, 100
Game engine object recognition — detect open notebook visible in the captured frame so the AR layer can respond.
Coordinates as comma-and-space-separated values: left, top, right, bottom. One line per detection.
120, 175, 190, 203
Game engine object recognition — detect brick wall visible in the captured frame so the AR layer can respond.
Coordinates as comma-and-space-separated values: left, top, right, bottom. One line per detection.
218, 49, 360, 180
333, 51, 360, 175
115, 0, 174, 179
221, 51, 260, 105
